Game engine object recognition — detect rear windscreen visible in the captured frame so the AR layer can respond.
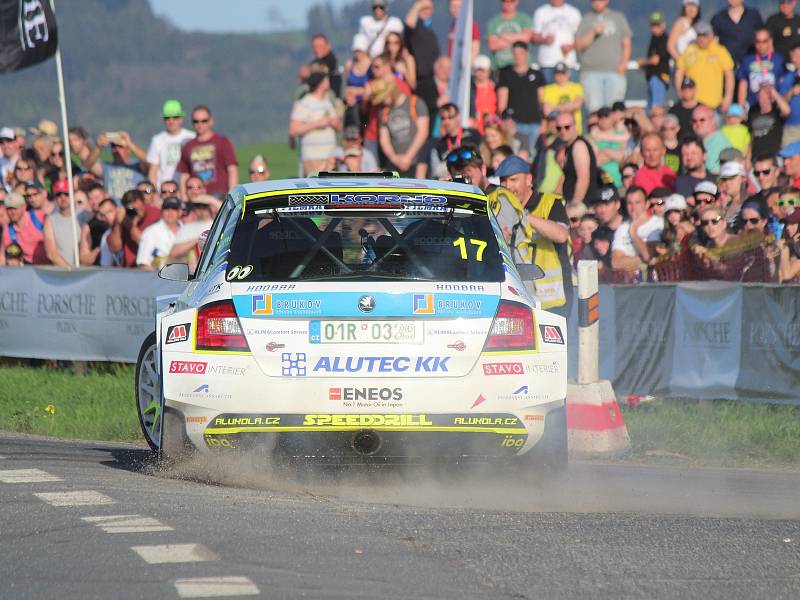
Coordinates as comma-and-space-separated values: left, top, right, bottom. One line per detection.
227, 209, 504, 282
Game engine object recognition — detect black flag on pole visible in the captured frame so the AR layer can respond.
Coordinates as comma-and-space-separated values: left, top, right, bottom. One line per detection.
0, 0, 57, 73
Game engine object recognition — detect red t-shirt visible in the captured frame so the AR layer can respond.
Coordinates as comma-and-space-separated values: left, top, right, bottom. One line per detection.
122, 205, 161, 267
176, 133, 238, 197
448, 21, 481, 56
632, 165, 677, 195
2, 211, 47, 264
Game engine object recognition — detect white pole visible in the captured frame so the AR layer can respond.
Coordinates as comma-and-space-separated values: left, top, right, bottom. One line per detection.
577, 260, 599, 384
50, 0, 79, 268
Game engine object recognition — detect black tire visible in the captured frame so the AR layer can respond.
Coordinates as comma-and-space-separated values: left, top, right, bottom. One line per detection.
160, 408, 193, 464
513, 404, 569, 478
135, 332, 161, 452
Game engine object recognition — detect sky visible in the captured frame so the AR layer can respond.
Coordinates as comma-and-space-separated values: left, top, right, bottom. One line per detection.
149, 0, 352, 33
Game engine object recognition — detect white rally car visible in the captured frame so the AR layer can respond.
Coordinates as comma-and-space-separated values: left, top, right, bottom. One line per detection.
135, 174, 568, 470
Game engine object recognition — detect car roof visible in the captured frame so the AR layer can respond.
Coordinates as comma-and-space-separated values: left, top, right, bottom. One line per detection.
234, 177, 483, 205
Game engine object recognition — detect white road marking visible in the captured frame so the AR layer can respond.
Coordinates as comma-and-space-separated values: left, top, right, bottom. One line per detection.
131, 543, 217, 564
0, 455, 7, 459
82, 515, 173, 533
0, 469, 62, 483
35, 490, 115, 506
174, 577, 260, 598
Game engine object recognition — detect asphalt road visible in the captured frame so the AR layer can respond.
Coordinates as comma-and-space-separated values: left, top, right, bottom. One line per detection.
0, 433, 798, 600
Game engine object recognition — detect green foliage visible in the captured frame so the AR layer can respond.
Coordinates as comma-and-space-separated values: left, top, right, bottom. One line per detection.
622, 398, 800, 468
235, 142, 299, 182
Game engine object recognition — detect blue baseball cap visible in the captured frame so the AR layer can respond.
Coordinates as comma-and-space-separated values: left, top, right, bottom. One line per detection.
779, 141, 800, 158
726, 103, 743, 117
495, 155, 530, 178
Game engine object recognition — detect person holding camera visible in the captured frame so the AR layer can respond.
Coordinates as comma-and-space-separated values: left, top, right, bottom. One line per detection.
105, 188, 161, 268
136, 196, 183, 270
83, 130, 149, 203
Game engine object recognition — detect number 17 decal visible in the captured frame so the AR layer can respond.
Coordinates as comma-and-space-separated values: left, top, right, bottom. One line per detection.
453, 237, 487, 261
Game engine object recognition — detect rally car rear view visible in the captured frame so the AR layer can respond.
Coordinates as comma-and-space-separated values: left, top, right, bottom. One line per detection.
135, 174, 568, 471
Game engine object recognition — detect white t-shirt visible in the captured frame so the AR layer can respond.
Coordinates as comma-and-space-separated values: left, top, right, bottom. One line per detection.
146, 128, 195, 186
136, 219, 181, 267
290, 95, 338, 161
532, 3, 581, 69
612, 216, 664, 256
358, 14, 404, 57
173, 219, 212, 245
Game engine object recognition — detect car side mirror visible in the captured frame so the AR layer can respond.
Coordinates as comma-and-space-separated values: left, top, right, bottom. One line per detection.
515, 263, 545, 280
158, 263, 190, 282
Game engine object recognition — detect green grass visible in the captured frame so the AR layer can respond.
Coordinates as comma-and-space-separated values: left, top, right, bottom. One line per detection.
235, 142, 299, 183
1, 363, 799, 469
621, 398, 800, 468
0, 364, 140, 442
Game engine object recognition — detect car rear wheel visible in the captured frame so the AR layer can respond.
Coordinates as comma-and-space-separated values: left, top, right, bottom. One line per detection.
135, 332, 161, 452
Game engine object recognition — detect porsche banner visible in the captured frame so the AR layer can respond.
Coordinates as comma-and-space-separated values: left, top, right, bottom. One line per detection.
0, 0, 57, 73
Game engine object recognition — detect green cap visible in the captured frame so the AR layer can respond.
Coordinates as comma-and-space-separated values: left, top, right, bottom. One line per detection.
161, 99, 184, 118
649, 11, 664, 24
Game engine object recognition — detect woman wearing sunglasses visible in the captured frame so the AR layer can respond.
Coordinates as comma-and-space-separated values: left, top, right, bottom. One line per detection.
692, 206, 732, 267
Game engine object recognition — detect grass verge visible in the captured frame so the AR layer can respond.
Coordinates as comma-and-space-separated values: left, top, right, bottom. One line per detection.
621, 398, 800, 468
1, 364, 799, 469
235, 142, 298, 182
0, 364, 140, 442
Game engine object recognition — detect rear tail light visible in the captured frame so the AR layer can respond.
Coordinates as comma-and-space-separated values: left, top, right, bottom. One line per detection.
196, 300, 250, 352
483, 300, 536, 351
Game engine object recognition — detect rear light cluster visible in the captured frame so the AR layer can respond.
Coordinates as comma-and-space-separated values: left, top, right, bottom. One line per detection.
483, 300, 536, 351
196, 301, 250, 352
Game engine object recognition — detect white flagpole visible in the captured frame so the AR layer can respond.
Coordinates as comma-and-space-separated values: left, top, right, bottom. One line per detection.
49, 0, 79, 267
447, 0, 473, 128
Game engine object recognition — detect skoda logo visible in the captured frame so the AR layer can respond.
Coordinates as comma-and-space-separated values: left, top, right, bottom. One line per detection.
358, 295, 375, 313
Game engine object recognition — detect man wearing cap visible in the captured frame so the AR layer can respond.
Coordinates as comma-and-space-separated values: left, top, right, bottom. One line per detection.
404, 1, 439, 82
137, 196, 183, 270
675, 22, 735, 112
766, 0, 800, 61
590, 184, 625, 232
470, 55, 498, 135
531, 0, 581, 83
147, 99, 195, 188
84, 130, 149, 203
694, 180, 720, 209
636, 12, 671, 111
669, 78, 700, 138
177, 105, 239, 199
43, 179, 80, 267
711, 0, 764, 66
718, 160, 748, 229
737, 29, 785, 108
779, 142, 800, 187
289, 72, 341, 176
359, 0, 404, 58
497, 41, 545, 156
749, 82, 791, 158
569, 0, 632, 113
431, 103, 482, 179
338, 126, 378, 172
632, 132, 677, 194
675, 134, 715, 197
0, 191, 47, 265
29, 119, 58, 141
0, 127, 21, 192
540, 62, 584, 134
496, 154, 572, 317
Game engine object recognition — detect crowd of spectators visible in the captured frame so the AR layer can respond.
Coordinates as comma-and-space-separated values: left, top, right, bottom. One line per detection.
3, 0, 800, 291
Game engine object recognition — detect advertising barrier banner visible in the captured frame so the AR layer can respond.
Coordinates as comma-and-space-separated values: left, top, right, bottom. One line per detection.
1, 268, 798, 403
0, 267, 184, 362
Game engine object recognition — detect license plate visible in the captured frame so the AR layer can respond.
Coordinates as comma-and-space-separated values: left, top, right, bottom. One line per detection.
309, 321, 423, 344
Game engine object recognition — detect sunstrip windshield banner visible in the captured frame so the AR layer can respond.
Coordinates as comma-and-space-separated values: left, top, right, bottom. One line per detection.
0, 0, 58, 73
233, 292, 498, 319
247, 192, 488, 213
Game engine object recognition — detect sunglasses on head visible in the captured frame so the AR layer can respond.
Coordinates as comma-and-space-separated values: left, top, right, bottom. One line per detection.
446, 149, 479, 164
701, 216, 723, 226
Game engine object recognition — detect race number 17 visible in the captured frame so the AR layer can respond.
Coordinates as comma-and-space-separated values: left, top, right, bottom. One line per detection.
453, 237, 487, 261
